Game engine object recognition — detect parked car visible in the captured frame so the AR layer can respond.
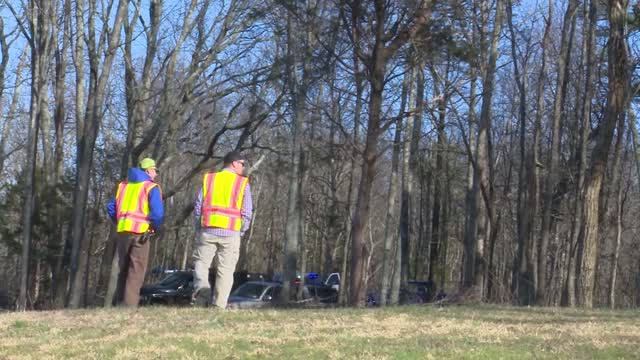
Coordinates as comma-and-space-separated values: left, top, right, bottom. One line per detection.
273, 272, 340, 290
324, 272, 340, 291
139, 270, 269, 306
272, 272, 339, 303
140, 270, 194, 305
227, 281, 282, 309
227, 279, 339, 309
365, 280, 435, 307
404, 280, 434, 303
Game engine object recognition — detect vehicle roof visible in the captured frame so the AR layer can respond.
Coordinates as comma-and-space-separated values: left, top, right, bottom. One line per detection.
240, 281, 281, 286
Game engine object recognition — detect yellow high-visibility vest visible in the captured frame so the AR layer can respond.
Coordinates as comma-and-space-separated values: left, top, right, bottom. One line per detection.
115, 181, 158, 234
201, 171, 249, 231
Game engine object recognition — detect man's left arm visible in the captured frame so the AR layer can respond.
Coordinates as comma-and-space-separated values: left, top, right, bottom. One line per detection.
240, 183, 253, 236
107, 197, 117, 223
148, 186, 164, 231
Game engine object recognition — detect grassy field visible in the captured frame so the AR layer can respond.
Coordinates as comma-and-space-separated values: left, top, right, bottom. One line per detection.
1, 304, 639, 359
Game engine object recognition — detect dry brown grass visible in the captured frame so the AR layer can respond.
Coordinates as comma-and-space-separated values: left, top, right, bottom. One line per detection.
1, 305, 639, 359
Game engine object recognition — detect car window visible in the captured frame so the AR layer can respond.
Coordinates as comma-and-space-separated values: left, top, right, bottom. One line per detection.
325, 274, 340, 286
262, 285, 282, 301
159, 272, 191, 287
269, 286, 282, 301
232, 283, 267, 299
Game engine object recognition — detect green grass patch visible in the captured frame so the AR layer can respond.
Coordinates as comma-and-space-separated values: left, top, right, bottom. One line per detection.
1, 305, 639, 359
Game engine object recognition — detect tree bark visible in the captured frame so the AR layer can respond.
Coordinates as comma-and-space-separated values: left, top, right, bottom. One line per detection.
68, 0, 128, 308
399, 58, 418, 303
428, 62, 448, 291
48, 0, 71, 308
537, 0, 579, 305
576, 0, 627, 308
462, 50, 478, 293
464, 0, 503, 301
609, 130, 629, 308
380, 59, 410, 306
507, 0, 533, 305
14, 0, 54, 311
348, 0, 431, 307
0, 50, 26, 185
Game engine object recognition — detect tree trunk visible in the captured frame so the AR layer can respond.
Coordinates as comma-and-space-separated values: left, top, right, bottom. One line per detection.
380, 60, 410, 306
462, 53, 478, 293
609, 130, 629, 308
0, 49, 26, 179
399, 58, 417, 303
507, 0, 533, 305
465, 0, 503, 301
576, 0, 627, 308
347, 0, 431, 308
0, 19, 15, 176
630, 108, 640, 186
563, 0, 596, 307
68, 0, 128, 308
350, 78, 383, 306
428, 63, 448, 291
596, 103, 626, 306
48, 0, 71, 308
537, 0, 579, 305
17, 0, 54, 311
18, 50, 39, 311
282, 4, 310, 301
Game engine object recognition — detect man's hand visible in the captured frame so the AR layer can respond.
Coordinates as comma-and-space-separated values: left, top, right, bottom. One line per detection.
140, 231, 151, 244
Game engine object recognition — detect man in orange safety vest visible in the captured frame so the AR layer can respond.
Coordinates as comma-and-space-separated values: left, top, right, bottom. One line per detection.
192, 151, 253, 308
107, 157, 164, 306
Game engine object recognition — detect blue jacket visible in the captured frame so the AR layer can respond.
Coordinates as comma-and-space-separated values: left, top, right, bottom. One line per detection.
107, 168, 164, 230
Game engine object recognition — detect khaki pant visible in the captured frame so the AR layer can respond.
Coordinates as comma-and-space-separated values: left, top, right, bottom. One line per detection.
116, 232, 151, 306
192, 232, 241, 308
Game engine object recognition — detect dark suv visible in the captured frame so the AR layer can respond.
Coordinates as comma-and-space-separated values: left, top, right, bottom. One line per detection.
140, 270, 269, 305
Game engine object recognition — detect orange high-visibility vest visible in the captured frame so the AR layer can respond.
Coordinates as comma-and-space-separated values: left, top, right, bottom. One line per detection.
201, 171, 249, 231
115, 181, 158, 234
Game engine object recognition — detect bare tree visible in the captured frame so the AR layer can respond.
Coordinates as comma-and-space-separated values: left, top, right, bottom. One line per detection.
563, 0, 596, 307
428, 61, 449, 292
463, 0, 503, 300
345, 0, 432, 307
49, 0, 72, 308
399, 57, 418, 303
67, 0, 128, 308
576, 0, 628, 308
380, 58, 411, 306
282, 0, 308, 302
507, 0, 533, 305
537, 0, 579, 305
0, 33, 25, 178
6, 0, 55, 311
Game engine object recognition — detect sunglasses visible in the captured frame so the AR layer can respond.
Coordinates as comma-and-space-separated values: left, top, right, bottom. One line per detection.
236, 161, 246, 167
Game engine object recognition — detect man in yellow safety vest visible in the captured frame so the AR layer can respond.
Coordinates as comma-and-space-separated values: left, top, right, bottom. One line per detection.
107, 157, 164, 306
192, 151, 253, 308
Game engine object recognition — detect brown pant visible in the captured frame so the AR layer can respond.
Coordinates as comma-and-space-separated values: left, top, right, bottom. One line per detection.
115, 232, 151, 306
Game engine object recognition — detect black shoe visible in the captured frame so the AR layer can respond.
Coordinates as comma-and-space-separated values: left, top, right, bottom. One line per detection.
191, 288, 211, 307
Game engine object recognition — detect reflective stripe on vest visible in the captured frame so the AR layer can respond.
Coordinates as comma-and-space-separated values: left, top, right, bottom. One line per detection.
201, 171, 248, 231
115, 180, 158, 234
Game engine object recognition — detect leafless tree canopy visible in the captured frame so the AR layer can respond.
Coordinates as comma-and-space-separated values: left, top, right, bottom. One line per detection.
1, 0, 639, 310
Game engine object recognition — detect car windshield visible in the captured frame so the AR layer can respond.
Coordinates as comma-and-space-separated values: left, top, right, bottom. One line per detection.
232, 283, 267, 299
326, 274, 340, 287
159, 272, 190, 287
